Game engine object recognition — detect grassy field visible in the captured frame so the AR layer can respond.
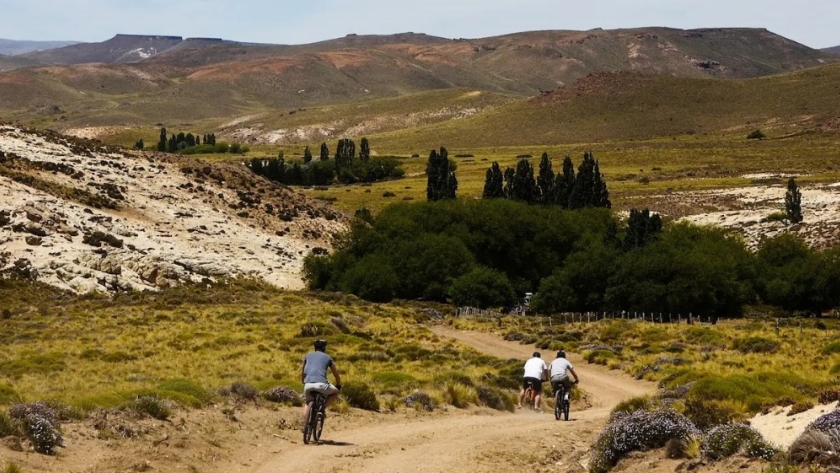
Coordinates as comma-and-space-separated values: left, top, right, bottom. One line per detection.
449, 314, 840, 420
0, 279, 519, 413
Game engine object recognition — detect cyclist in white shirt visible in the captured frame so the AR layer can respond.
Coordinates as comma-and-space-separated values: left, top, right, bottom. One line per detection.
549, 350, 579, 398
518, 352, 549, 409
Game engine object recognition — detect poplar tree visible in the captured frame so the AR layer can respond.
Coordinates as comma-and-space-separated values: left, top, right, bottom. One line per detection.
785, 177, 803, 223
536, 152, 555, 205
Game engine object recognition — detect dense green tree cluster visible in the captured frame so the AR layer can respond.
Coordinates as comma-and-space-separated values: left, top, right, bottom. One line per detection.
483, 152, 610, 208
153, 128, 235, 154
247, 155, 403, 186
426, 147, 458, 201
304, 200, 840, 315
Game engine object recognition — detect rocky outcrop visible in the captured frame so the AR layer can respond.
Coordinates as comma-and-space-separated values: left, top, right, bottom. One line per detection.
0, 125, 347, 293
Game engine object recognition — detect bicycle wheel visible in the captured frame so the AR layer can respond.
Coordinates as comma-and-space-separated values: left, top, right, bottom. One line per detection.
303, 399, 317, 444
554, 389, 562, 420
313, 396, 325, 442
563, 397, 570, 421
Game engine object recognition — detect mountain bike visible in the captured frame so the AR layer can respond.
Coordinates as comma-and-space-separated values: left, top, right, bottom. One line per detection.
554, 380, 578, 421
523, 380, 537, 410
303, 393, 326, 444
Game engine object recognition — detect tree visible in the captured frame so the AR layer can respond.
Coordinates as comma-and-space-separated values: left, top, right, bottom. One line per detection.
785, 177, 803, 224
568, 152, 595, 209
157, 128, 167, 152
624, 208, 663, 249
450, 266, 516, 309
134, 139, 144, 150
536, 152, 555, 205
185, 133, 195, 147
335, 138, 356, 169
320, 142, 329, 161
507, 159, 537, 204
554, 156, 575, 208
359, 138, 370, 162
168, 135, 177, 153
303, 146, 313, 164
593, 160, 611, 208
482, 162, 505, 198
426, 147, 457, 201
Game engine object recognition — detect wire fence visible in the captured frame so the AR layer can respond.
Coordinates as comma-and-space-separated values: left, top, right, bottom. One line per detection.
455, 307, 720, 325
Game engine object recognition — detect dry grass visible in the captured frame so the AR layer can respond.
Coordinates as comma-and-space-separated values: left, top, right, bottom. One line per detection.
0, 279, 512, 411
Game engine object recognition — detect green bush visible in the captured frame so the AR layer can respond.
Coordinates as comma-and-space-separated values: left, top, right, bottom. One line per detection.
131, 396, 171, 420
610, 396, 658, 419
403, 391, 436, 411
342, 382, 379, 411
732, 337, 780, 354
372, 372, 419, 394
0, 353, 66, 379
442, 382, 477, 408
822, 341, 840, 355
449, 266, 516, 309
101, 351, 138, 363
688, 372, 817, 413
585, 349, 617, 365
747, 129, 766, 140
685, 327, 727, 347
0, 410, 21, 437
683, 398, 743, 431
4, 462, 22, 473
702, 423, 775, 460
477, 386, 514, 411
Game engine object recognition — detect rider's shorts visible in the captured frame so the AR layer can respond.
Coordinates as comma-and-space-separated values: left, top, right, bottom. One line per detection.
550, 376, 573, 393
304, 382, 339, 402
523, 376, 543, 392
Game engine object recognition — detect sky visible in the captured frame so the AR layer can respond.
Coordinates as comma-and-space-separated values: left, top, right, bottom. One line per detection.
2, 0, 839, 49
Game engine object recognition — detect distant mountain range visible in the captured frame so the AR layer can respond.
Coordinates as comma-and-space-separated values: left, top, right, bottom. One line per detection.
823, 45, 840, 55
0, 28, 837, 136
0, 38, 79, 56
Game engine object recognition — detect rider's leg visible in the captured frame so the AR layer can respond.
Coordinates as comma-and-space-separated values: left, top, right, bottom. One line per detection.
325, 390, 340, 408
534, 393, 542, 410
301, 400, 311, 425
517, 388, 525, 408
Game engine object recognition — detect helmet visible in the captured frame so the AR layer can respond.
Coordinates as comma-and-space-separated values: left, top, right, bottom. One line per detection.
557, 350, 566, 358
314, 339, 327, 351
532, 352, 541, 358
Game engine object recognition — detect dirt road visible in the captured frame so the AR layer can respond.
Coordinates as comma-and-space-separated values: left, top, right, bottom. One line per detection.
250, 326, 655, 473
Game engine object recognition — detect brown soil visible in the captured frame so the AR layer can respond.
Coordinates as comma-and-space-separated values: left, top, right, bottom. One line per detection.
0, 328, 768, 473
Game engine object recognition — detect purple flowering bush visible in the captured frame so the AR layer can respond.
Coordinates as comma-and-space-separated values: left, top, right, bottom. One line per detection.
702, 423, 775, 460
590, 408, 699, 473
7, 403, 63, 455
403, 391, 436, 412
809, 409, 840, 432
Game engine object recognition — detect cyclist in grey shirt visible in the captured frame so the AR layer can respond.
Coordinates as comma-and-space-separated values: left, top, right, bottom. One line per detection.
301, 339, 342, 426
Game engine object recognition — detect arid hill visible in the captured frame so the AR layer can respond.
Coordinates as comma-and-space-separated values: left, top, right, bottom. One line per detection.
22, 34, 185, 65
823, 45, 840, 55
0, 28, 834, 126
0, 53, 41, 72
0, 126, 346, 293
0, 38, 79, 56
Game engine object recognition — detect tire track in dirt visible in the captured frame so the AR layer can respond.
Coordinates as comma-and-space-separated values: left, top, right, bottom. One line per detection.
251, 326, 655, 473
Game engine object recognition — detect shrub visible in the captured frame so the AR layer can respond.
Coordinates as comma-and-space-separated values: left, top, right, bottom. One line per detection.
4, 463, 22, 473
434, 372, 474, 388
822, 341, 840, 355
585, 349, 617, 365
442, 382, 477, 408
789, 429, 840, 467
789, 402, 814, 416
685, 327, 727, 347
702, 423, 775, 460
0, 353, 66, 379
610, 396, 658, 419
747, 129, 766, 140
477, 386, 514, 411
222, 382, 259, 402
0, 410, 20, 437
818, 388, 840, 404
263, 386, 302, 406
131, 396, 171, 420
683, 398, 744, 431
732, 336, 779, 354
372, 372, 419, 393
8, 403, 63, 455
342, 382, 379, 411
809, 409, 840, 432
590, 408, 699, 473
403, 391, 436, 412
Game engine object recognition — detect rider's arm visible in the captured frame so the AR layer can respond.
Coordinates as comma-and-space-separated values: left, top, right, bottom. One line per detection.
330, 363, 342, 387
300, 359, 307, 385
569, 367, 580, 383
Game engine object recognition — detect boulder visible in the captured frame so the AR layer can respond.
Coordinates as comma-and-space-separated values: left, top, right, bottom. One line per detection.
25, 236, 42, 246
